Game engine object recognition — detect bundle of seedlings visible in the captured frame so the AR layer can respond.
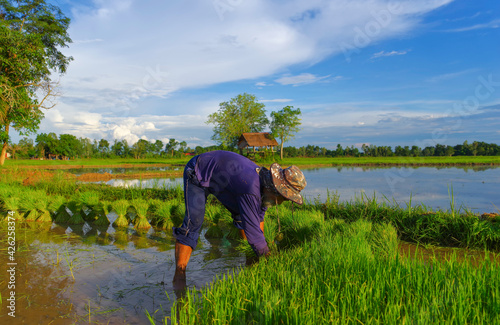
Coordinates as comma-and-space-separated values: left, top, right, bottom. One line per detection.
132, 198, 151, 230
35, 193, 53, 223
148, 199, 164, 226
65, 194, 85, 225
54, 199, 72, 224
169, 199, 186, 226
93, 200, 111, 227
111, 199, 131, 228
79, 191, 101, 223
151, 201, 174, 230
2, 196, 24, 221
23, 190, 44, 222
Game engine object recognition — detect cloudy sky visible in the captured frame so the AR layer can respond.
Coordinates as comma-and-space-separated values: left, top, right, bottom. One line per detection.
14, 0, 500, 149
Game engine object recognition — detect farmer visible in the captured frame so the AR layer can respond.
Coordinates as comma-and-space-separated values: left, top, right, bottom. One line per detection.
172, 150, 306, 282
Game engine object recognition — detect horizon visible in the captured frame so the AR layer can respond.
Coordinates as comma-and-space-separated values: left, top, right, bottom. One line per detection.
11, 0, 500, 150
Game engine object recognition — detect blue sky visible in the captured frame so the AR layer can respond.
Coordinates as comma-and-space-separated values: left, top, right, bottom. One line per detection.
15, 0, 500, 150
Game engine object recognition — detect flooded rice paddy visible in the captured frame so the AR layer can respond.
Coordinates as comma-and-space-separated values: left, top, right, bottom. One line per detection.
0, 213, 246, 324
98, 165, 500, 215
2, 164, 498, 323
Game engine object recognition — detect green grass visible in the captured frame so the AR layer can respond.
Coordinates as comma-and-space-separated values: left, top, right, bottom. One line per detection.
162, 218, 500, 325
3, 155, 499, 170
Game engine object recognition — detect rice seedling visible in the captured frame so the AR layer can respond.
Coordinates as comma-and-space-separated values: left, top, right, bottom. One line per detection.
80, 191, 101, 222
23, 190, 45, 222
2, 196, 24, 221
54, 200, 72, 224
111, 199, 131, 228
65, 195, 86, 225
35, 193, 53, 223
91, 200, 111, 227
169, 199, 185, 227
131, 199, 151, 230
165, 219, 500, 325
204, 204, 224, 239
151, 201, 174, 230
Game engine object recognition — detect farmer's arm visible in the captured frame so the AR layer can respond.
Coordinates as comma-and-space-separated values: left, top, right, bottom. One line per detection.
238, 194, 269, 257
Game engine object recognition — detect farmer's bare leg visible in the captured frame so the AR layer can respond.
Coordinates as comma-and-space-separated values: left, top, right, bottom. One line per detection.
174, 241, 193, 281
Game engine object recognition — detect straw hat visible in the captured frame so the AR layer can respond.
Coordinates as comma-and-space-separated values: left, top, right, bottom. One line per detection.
269, 163, 307, 205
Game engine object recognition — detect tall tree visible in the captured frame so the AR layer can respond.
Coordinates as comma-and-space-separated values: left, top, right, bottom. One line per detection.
0, 0, 72, 165
270, 106, 302, 159
207, 93, 269, 149
165, 138, 178, 157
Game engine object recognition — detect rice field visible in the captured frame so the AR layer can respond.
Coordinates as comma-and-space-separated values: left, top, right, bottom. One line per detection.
1, 168, 499, 324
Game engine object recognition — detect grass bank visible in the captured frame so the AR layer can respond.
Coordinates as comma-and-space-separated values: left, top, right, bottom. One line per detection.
3, 155, 500, 170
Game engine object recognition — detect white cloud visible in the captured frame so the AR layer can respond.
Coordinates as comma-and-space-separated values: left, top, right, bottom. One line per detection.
33, 0, 456, 147
426, 69, 478, 83
445, 19, 500, 32
275, 73, 330, 86
371, 50, 408, 59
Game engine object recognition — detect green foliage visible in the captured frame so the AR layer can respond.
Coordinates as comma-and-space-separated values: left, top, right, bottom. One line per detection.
206, 93, 269, 148
0, 0, 72, 164
168, 220, 500, 324
132, 199, 151, 229
151, 201, 174, 230
111, 199, 130, 228
270, 106, 302, 159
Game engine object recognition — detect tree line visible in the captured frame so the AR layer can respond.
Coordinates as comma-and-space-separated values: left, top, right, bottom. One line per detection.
7, 134, 499, 160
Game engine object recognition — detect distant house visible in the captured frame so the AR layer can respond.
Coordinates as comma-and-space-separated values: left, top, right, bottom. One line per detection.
238, 132, 278, 156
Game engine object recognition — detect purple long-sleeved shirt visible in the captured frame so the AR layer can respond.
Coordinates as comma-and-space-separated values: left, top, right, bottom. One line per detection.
194, 151, 269, 256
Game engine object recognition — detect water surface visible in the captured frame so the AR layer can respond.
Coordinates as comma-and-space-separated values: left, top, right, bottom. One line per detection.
105, 166, 500, 214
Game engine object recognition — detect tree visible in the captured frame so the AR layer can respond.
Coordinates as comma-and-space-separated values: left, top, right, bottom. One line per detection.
35, 132, 58, 158
0, 0, 72, 165
270, 106, 301, 159
132, 139, 149, 159
153, 140, 163, 156
207, 93, 269, 149
165, 138, 178, 157
58, 134, 80, 159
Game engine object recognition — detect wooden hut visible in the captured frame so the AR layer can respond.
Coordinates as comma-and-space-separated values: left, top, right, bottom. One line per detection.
238, 132, 278, 156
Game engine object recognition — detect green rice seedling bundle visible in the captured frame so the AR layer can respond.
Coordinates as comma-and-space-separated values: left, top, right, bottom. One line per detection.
276, 208, 324, 249
92, 200, 111, 227
54, 200, 72, 224
149, 199, 166, 226
152, 201, 174, 230
170, 199, 185, 227
169, 219, 500, 324
23, 190, 44, 222
79, 191, 100, 222
132, 199, 151, 230
35, 192, 53, 223
111, 199, 130, 228
2, 196, 24, 221
65, 195, 85, 225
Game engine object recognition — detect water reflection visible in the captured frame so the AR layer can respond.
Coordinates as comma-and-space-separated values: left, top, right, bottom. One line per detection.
0, 221, 244, 324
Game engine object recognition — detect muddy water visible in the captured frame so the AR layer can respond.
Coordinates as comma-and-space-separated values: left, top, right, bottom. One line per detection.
0, 217, 245, 324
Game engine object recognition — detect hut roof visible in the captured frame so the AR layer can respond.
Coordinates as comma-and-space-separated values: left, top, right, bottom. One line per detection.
238, 132, 278, 149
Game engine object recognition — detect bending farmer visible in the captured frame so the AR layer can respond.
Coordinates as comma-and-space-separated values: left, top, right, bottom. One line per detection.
173, 150, 306, 282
